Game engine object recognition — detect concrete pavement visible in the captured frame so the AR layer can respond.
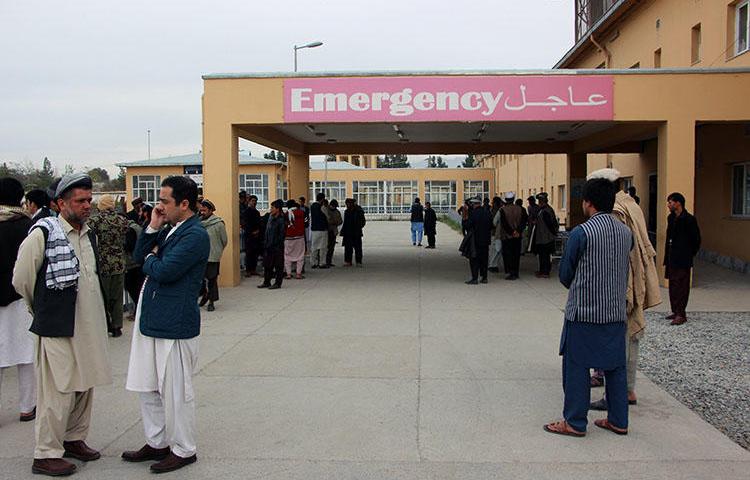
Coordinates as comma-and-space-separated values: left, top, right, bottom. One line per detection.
0, 220, 748, 479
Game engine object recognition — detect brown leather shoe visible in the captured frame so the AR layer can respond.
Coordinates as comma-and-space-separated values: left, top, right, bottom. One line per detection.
150, 452, 197, 474
121, 444, 171, 462
31, 458, 76, 476
62, 440, 100, 462
670, 316, 687, 325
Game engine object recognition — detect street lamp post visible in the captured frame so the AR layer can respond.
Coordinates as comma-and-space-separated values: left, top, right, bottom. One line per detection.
293, 41, 323, 72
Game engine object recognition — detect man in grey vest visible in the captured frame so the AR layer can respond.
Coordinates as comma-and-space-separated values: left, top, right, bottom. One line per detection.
543, 177, 633, 437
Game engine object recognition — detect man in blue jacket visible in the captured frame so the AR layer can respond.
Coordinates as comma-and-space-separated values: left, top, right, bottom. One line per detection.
123, 176, 209, 474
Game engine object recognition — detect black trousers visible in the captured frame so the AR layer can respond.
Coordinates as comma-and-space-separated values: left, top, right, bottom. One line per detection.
469, 245, 489, 280
667, 266, 691, 317
426, 233, 436, 248
201, 262, 220, 302
245, 238, 261, 273
537, 242, 554, 275
263, 248, 285, 286
124, 267, 144, 305
344, 237, 363, 264
501, 238, 522, 276
326, 230, 337, 265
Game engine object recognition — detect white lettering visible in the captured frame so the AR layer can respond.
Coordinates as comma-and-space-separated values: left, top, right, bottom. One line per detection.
371, 92, 390, 111
413, 92, 435, 111
436, 92, 459, 110
389, 88, 414, 116
480, 91, 504, 116
290, 88, 313, 112
349, 92, 370, 111
460, 92, 482, 111
314, 92, 348, 111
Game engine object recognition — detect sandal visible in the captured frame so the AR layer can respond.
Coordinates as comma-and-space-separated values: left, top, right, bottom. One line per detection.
295, 274, 305, 280
594, 418, 628, 435
543, 420, 585, 437
285, 274, 292, 280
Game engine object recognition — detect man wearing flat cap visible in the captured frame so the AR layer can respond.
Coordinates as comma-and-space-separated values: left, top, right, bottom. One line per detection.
497, 192, 528, 280
13, 173, 112, 477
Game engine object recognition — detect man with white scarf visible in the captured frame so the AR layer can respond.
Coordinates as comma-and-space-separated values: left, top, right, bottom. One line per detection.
13, 173, 112, 477
122, 176, 209, 474
587, 169, 661, 411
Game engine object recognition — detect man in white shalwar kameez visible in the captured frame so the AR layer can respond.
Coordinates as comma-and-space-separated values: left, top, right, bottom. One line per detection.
122, 176, 208, 474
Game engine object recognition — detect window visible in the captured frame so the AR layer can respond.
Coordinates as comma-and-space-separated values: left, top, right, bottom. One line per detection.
353, 181, 386, 214
558, 184, 567, 210
309, 181, 346, 204
654, 48, 662, 68
132, 175, 161, 203
737, 1, 749, 55
732, 163, 750, 216
386, 181, 418, 214
277, 177, 288, 202
691, 23, 702, 64
239, 174, 269, 209
424, 180, 457, 213
463, 180, 489, 202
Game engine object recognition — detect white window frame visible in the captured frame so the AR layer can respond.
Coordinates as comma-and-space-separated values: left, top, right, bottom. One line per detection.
309, 181, 346, 204
463, 180, 490, 203
386, 180, 418, 214
424, 180, 457, 213
732, 162, 750, 217
353, 181, 386, 214
737, 0, 750, 56
132, 175, 161, 203
239, 174, 269, 210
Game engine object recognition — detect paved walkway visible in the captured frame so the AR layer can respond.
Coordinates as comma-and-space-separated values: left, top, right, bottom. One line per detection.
1, 221, 748, 479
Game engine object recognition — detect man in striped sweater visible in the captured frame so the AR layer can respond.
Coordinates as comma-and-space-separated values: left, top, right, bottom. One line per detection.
544, 176, 633, 437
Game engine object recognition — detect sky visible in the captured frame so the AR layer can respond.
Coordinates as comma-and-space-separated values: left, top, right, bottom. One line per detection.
0, 0, 574, 175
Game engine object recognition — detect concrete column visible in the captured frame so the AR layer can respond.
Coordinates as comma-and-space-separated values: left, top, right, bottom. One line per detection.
656, 119, 696, 285
287, 153, 310, 200
203, 124, 240, 287
566, 153, 587, 229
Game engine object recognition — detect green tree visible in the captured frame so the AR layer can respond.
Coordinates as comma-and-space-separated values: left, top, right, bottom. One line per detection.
377, 154, 410, 168
426, 155, 448, 168
462, 154, 476, 168
108, 167, 126, 190
264, 150, 287, 162
86, 167, 110, 184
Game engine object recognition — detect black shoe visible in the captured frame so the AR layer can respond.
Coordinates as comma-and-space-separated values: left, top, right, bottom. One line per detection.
311, 265, 319, 269
198, 294, 209, 307
589, 398, 608, 411
488, 267, 500, 273
20, 406, 36, 422
318, 265, 329, 269
111, 328, 122, 338
207, 303, 215, 312
257, 283, 270, 289
150, 452, 197, 474
465, 279, 478, 285
122, 444, 171, 463
413, 242, 416, 246
417, 243, 422, 246
505, 274, 518, 281
268, 284, 281, 290
326, 263, 336, 267
480, 277, 488, 284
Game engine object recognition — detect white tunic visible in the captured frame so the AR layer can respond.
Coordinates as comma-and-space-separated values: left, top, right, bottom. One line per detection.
125, 220, 199, 399
0, 299, 34, 368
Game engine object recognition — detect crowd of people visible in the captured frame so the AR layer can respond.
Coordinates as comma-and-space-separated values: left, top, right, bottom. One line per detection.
0, 169, 703, 474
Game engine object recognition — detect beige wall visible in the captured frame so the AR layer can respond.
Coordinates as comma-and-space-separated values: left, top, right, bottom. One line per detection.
566, 0, 750, 69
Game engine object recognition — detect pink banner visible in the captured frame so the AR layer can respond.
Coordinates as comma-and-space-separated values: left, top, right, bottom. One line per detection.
284, 75, 613, 123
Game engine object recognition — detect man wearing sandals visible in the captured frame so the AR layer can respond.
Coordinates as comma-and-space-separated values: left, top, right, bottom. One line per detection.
544, 176, 633, 437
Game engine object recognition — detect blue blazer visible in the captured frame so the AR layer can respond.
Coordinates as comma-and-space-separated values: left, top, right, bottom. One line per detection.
134, 214, 209, 339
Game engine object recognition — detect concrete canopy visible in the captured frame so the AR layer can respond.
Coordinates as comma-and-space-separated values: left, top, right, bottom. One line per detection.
202, 68, 750, 286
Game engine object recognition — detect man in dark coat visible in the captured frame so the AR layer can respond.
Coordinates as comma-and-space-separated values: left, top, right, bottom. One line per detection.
423, 201, 437, 249
663, 192, 701, 325
242, 195, 262, 277
258, 199, 286, 289
341, 198, 366, 267
533, 193, 558, 278
462, 197, 493, 284
126, 197, 143, 223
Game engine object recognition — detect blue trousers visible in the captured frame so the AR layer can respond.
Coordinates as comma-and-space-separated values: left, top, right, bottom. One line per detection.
411, 222, 424, 244
562, 352, 628, 432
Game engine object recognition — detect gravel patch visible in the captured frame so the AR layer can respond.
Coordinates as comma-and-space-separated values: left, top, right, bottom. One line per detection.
639, 311, 750, 450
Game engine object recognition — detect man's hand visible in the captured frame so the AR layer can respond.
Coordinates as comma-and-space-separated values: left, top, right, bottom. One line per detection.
151, 245, 159, 255
150, 204, 167, 230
